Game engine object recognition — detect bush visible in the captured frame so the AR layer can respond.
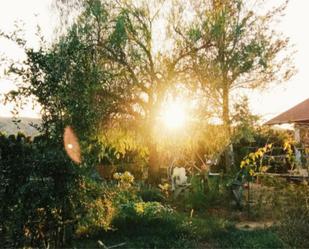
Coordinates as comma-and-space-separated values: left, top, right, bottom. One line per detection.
276, 184, 309, 248
76, 179, 140, 238
181, 174, 228, 211
243, 176, 309, 248
93, 203, 233, 249
233, 124, 295, 174
116, 201, 173, 220
138, 185, 165, 202
0, 133, 89, 248
105, 201, 191, 248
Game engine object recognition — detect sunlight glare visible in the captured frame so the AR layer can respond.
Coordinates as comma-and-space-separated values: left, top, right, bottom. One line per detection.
161, 100, 187, 129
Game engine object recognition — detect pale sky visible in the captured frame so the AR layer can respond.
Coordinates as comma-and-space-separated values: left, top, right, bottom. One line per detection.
0, 0, 309, 121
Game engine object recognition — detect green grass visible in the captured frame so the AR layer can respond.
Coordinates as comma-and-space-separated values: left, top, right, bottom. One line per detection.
74, 212, 226, 248
90, 217, 199, 248
214, 227, 284, 249
73, 203, 285, 249
74, 216, 285, 249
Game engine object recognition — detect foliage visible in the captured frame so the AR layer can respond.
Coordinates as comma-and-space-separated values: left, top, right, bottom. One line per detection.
2, 0, 202, 181
72, 173, 230, 248
97, 129, 148, 179
234, 174, 309, 248
232, 96, 260, 144
185, 0, 295, 129
233, 121, 296, 173
0, 1, 302, 248
182, 174, 207, 210
113, 171, 134, 188
1, 134, 147, 247
3, 0, 296, 180
99, 135, 147, 166
139, 185, 165, 202
240, 144, 273, 179
5, 31, 118, 143
215, 227, 284, 249
226, 144, 273, 210
75, 180, 117, 236
276, 183, 309, 248
180, 173, 228, 211
115, 201, 173, 222
243, 177, 309, 248
0, 133, 89, 247
231, 96, 261, 172
99, 209, 231, 249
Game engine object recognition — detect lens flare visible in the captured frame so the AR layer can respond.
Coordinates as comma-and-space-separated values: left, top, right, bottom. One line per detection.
64, 126, 81, 164
161, 100, 187, 129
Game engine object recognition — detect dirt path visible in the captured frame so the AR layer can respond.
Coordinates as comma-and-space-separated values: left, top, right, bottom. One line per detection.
235, 220, 274, 231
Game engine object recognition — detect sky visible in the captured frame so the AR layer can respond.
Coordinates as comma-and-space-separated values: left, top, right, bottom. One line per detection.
0, 0, 56, 118
0, 0, 309, 121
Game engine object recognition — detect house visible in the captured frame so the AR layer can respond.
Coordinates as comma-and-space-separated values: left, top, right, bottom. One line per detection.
265, 98, 309, 177
265, 98, 309, 148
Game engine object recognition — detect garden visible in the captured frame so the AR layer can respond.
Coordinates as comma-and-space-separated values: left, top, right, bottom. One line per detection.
1, 0, 308, 248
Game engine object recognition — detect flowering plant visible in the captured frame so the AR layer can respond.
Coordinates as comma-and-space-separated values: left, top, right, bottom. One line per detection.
240, 144, 272, 177
113, 171, 134, 187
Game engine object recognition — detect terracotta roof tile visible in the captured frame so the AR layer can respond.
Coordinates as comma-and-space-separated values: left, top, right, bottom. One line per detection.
265, 98, 309, 125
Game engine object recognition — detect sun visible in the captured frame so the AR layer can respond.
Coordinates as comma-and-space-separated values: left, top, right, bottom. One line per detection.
161, 100, 187, 129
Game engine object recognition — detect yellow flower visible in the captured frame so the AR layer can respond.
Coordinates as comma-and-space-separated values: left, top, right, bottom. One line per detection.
159, 183, 169, 191
240, 161, 246, 168
260, 165, 269, 173
135, 202, 145, 214
249, 169, 255, 176
122, 171, 134, 183
113, 172, 120, 180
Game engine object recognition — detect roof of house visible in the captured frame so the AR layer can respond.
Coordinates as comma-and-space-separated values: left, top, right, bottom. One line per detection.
265, 98, 309, 125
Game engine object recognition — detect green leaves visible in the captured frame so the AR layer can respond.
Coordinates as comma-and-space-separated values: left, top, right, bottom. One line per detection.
0, 133, 88, 247
109, 14, 128, 48
190, 0, 293, 110
239, 144, 273, 180
187, 27, 202, 42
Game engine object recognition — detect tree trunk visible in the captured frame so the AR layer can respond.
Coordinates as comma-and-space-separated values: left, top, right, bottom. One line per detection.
148, 140, 160, 184
146, 109, 160, 184
222, 85, 230, 135
222, 85, 234, 171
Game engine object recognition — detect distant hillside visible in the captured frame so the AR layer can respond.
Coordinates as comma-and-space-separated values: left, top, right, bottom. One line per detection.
0, 117, 41, 137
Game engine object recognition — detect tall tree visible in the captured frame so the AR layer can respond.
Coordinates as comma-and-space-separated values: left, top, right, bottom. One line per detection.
198, 0, 293, 131
88, 0, 212, 182
3, 1, 129, 152
4, 0, 212, 182
184, 0, 295, 169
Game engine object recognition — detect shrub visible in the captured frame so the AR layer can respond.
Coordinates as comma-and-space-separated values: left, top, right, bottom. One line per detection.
95, 203, 232, 249
138, 185, 165, 202
276, 183, 309, 248
109, 201, 191, 248
0, 134, 89, 248
77, 197, 115, 235
242, 176, 309, 247
184, 174, 208, 210
233, 124, 295, 174
113, 171, 134, 188
181, 173, 227, 211
117, 201, 173, 219
76, 179, 140, 238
